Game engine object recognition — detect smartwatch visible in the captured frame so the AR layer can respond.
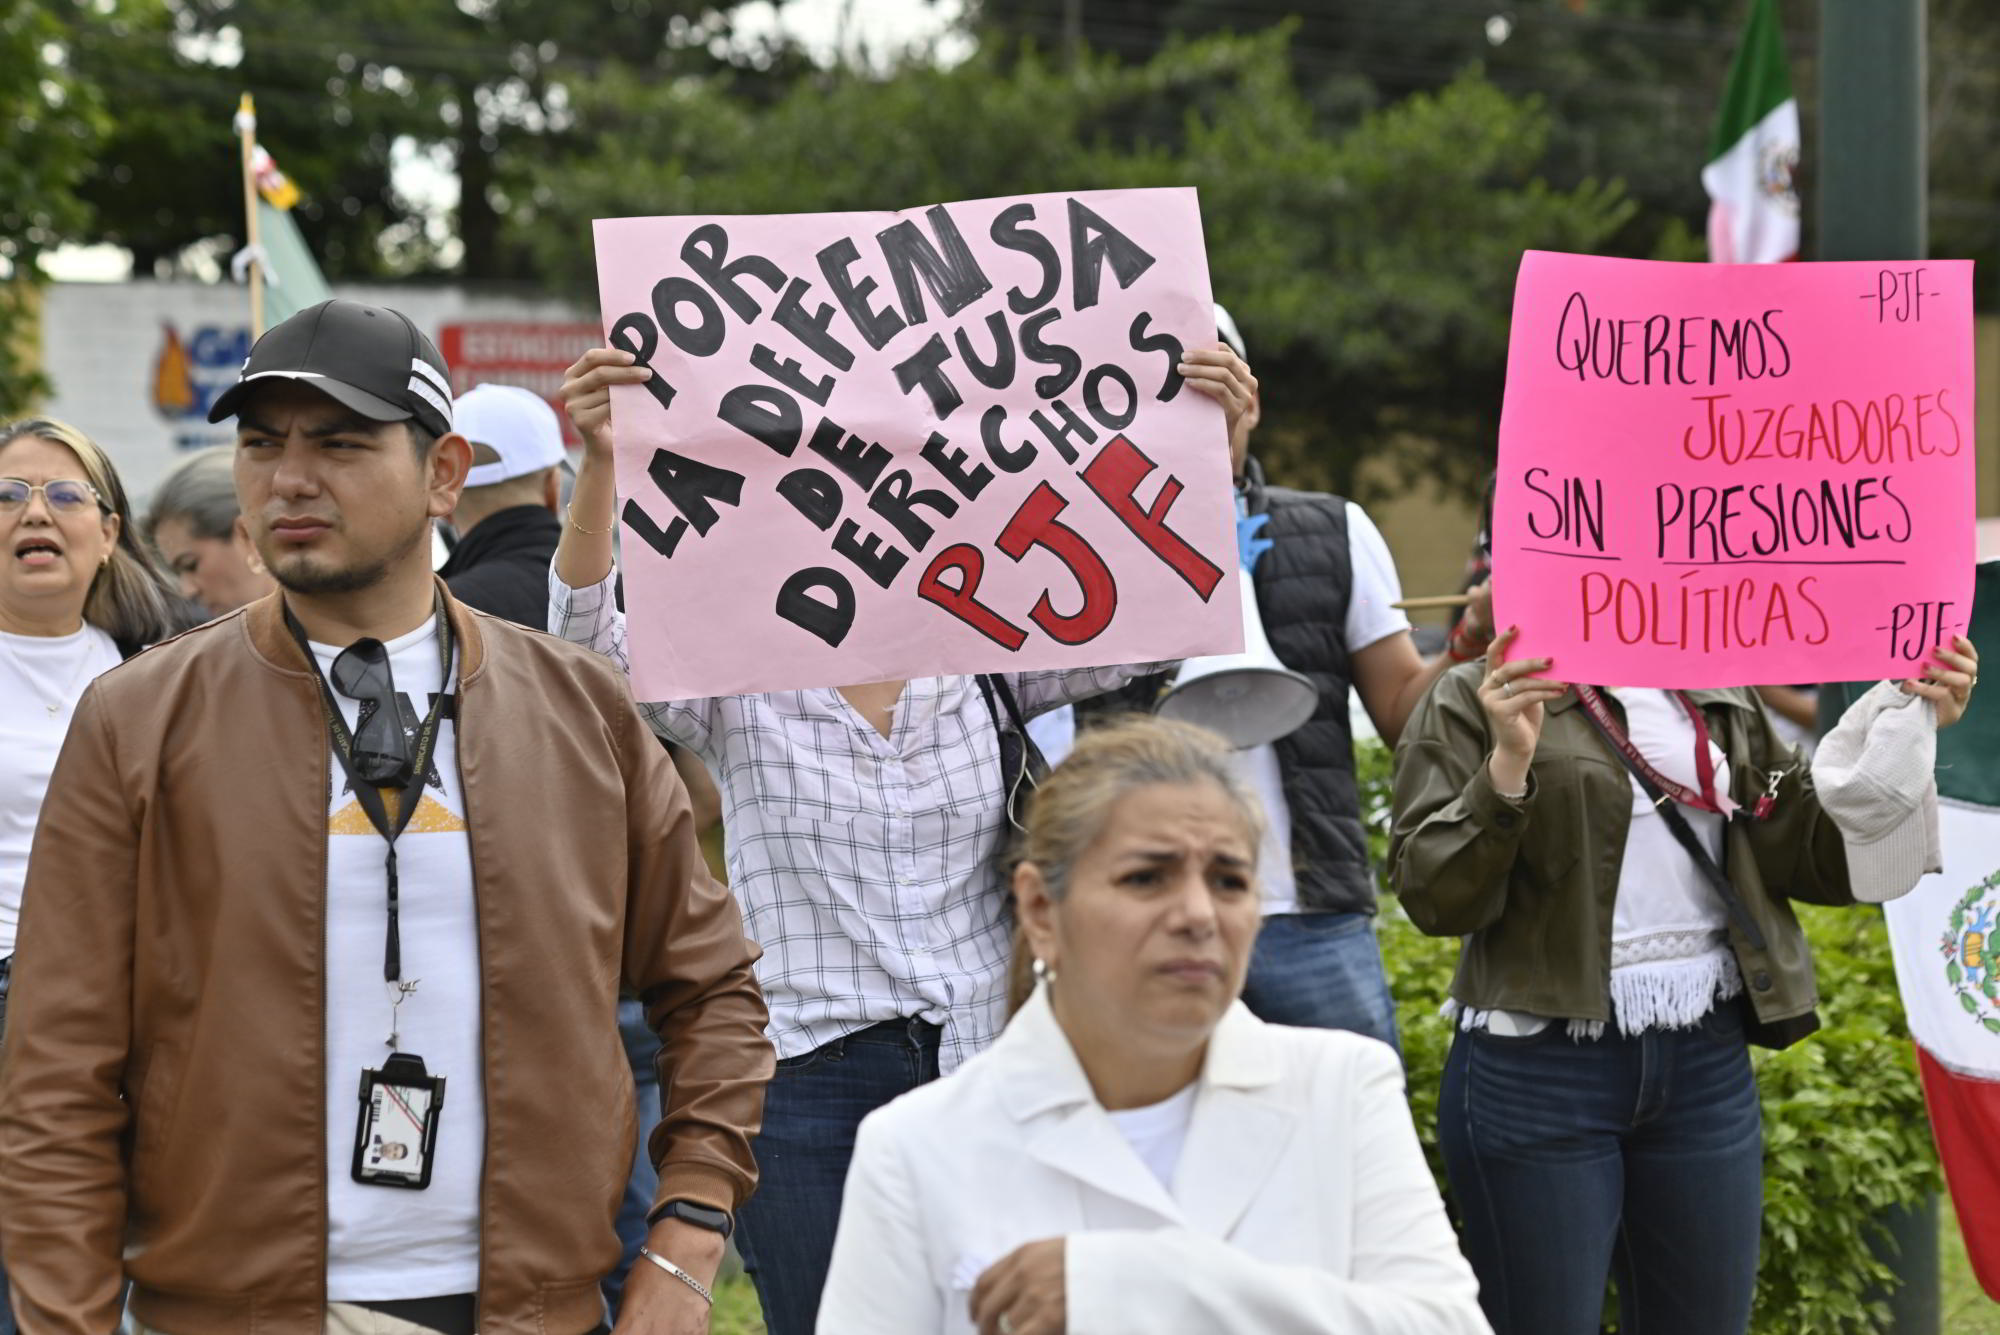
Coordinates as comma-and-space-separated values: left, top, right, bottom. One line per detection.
647, 1198, 734, 1239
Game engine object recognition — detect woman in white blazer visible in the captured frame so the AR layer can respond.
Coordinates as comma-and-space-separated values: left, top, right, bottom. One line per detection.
818, 718, 1490, 1335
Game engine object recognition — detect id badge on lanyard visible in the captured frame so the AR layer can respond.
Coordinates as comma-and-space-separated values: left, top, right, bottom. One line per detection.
353, 1053, 447, 1189
287, 594, 457, 1191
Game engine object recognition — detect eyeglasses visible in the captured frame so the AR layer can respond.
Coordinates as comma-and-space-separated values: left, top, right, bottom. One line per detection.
0, 478, 105, 515
330, 638, 413, 787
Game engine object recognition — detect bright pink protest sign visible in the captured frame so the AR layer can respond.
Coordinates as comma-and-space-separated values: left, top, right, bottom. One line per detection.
1495, 251, 1976, 688
592, 188, 1241, 700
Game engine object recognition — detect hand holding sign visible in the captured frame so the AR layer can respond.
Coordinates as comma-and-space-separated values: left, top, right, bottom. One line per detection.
1477, 626, 1565, 794
1904, 634, 1980, 727
1177, 344, 1259, 436
591, 188, 1242, 701
1493, 252, 1976, 688
561, 346, 650, 461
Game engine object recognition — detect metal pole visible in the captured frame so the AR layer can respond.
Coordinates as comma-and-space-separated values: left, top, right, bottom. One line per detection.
1817, 0, 1927, 261
1821, 29, 1943, 1330
235, 92, 265, 338
1062, 0, 1082, 70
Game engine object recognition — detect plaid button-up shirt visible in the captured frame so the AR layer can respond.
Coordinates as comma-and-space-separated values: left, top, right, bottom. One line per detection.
551, 570, 1168, 1070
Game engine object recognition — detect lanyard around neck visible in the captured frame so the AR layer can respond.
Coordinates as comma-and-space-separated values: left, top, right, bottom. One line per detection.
1572, 685, 1731, 816
284, 592, 456, 984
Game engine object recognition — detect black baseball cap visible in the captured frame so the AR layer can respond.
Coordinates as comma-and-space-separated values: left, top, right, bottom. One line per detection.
208, 298, 455, 437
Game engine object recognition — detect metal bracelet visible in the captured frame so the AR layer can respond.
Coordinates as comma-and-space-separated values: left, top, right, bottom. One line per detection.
565, 503, 616, 536
637, 1246, 714, 1306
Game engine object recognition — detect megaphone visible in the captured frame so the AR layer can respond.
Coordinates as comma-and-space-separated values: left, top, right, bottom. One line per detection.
1156, 568, 1318, 749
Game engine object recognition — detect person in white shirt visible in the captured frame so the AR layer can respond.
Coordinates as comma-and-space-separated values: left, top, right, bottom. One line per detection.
817, 716, 1490, 1335
553, 341, 1259, 1335
0, 417, 181, 1335
0, 417, 182, 985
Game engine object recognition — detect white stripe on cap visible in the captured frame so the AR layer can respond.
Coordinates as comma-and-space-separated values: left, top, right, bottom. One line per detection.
407, 376, 452, 424
409, 358, 451, 397
238, 369, 328, 383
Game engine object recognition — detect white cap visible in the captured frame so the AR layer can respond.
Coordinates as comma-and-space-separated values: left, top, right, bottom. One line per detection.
1812, 681, 1942, 903
456, 385, 566, 488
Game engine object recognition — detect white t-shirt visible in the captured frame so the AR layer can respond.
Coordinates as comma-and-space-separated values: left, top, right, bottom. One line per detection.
1105, 1082, 1199, 1188
315, 618, 485, 1300
1601, 687, 1740, 1029
1237, 501, 1410, 917
0, 625, 123, 957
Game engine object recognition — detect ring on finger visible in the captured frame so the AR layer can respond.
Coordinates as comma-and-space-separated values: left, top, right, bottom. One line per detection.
1503, 680, 1517, 697
999, 1314, 1016, 1335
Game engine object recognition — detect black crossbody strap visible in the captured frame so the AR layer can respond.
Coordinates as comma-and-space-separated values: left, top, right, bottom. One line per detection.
976, 674, 1050, 835
988, 674, 1048, 774
1576, 701, 1769, 953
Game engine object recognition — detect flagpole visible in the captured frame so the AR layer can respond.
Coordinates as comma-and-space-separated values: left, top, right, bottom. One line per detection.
235, 92, 265, 337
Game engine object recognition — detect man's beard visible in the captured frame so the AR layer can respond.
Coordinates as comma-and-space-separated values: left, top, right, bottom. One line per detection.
263, 522, 429, 597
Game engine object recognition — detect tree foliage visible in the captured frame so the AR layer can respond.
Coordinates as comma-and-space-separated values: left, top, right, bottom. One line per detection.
510, 29, 1633, 500
0, 0, 108, 412
975, 0, 2000, 291
50, 0, 804, 280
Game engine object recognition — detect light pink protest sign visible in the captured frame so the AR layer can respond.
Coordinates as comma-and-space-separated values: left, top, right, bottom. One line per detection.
1494, 251, 1976, 688
592, 188, 1240, 700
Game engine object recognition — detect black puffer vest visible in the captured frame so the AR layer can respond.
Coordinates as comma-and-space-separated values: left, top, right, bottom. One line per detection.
1243, 459, 1372, 914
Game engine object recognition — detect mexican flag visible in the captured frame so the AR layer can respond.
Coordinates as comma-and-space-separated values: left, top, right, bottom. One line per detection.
1833, 559, 2000, 1299
1702, 0, 1800, 263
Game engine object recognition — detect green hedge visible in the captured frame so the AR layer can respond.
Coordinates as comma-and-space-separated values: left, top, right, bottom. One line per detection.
1357, 738, 1940, 1333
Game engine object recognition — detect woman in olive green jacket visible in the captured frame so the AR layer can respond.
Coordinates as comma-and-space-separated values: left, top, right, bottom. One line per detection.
1388, 627, 1977, 1335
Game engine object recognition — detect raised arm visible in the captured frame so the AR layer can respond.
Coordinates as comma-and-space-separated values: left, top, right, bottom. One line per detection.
0, 692, 139, 1334
550, 346, 717, 755
1388, 630, 1562, 937
1009, 661, 1178, 717
556, 346, 642, 593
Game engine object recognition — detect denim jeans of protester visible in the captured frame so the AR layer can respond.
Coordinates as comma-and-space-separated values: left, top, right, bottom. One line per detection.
1236, 910, 1400, 1053
602, 999, 663, 1321
1438, 1000, 1764, 1335
733, 1017, 942, 1335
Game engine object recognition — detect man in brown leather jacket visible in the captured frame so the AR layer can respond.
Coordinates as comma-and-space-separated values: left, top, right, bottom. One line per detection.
0, 300, 773, 1335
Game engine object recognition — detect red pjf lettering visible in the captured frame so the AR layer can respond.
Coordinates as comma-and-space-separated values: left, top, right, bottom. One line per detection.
1078, 434, 1225, 600
996, 483, 1119, 644
917, 544, 1029, 650
1580, 571, 1614, 642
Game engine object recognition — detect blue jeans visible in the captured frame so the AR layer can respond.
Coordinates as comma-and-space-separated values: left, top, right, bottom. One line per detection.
602, 999, 662, 1320
1438, 1002, 1764, 1335
734, 1018, 942, 1335
1237, 910, 1399, 1052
